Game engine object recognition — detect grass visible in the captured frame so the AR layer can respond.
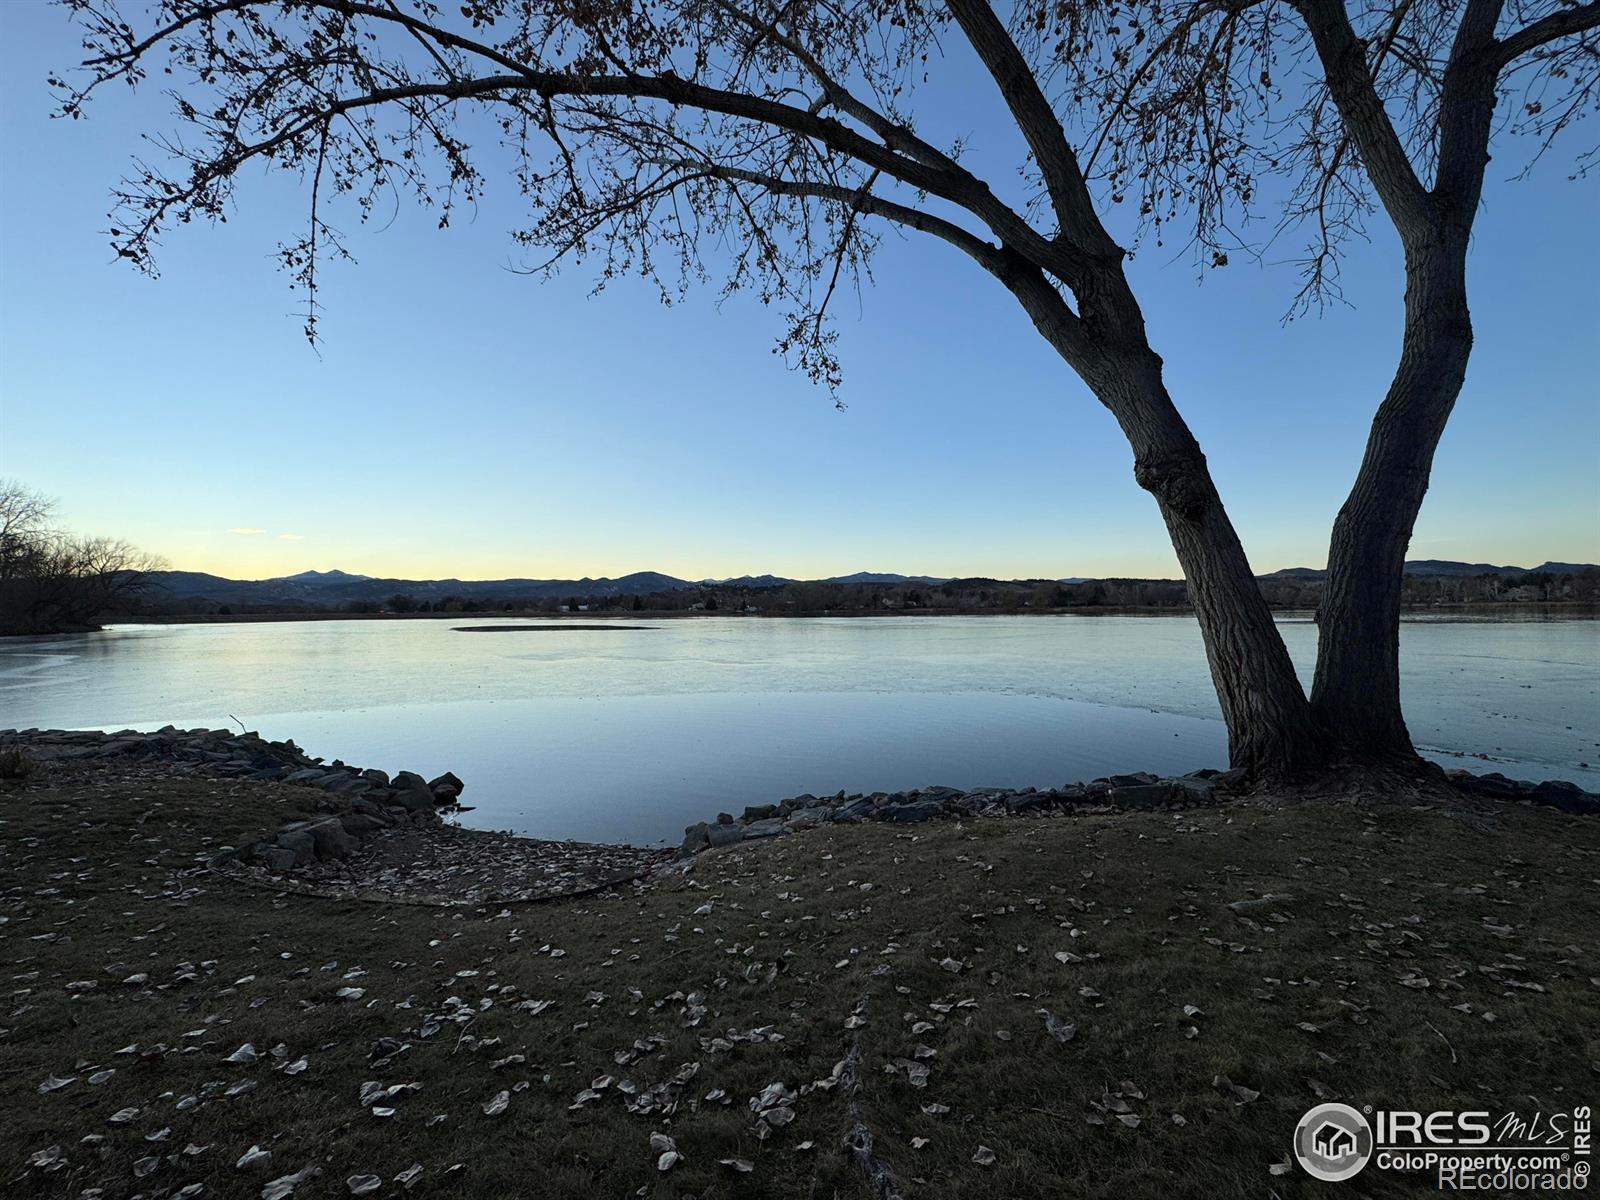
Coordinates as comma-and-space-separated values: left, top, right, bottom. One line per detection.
2, 760, 1596, 1199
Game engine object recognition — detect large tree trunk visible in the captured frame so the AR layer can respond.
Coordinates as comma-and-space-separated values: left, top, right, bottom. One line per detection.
1002, 260, 1326, 775
1104, 352, 1329, 775
1311, 235, 1474, 762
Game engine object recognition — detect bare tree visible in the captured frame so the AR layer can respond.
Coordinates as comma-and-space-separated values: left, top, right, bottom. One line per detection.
0, 481, 165, 634
54, 0, 1600, 773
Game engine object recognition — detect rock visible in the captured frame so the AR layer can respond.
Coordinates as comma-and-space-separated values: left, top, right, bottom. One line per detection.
715, 812, 734, 825
1530, 779, 1597, 814
882, 799, 943, 823
706, 823, 744, 848
339, 813, 387, 835
835, 798, 875, 822
1005, 791, 1052, 813
741, 803, 777, 823
260, 847, 299, 872
427, 771, 464, 804
273, 830, 316, 866
303, 817, 357, 860
1109, 783, 1172, 809
359, 768, 390, 788
390, 772, 436, 812
282, 768, 326, 785
742, 818, 786, 839
681, 823, 710, 853
1169, 776, 1217, 804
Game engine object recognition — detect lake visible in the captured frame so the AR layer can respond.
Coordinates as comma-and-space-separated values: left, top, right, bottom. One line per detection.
1, 614, 1595, 844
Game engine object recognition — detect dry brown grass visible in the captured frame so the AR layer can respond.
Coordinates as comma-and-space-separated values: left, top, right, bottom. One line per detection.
2, 761, 1596, 1199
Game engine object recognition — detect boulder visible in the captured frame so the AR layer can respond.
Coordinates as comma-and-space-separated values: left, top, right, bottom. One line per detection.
360, 768, 391, 788
1530, 779, 1599, 815
390, 772, 436, 812
1109, 783, 1172, 810
273, 829, 316, 866
339, 812, 388, 835
882, 799, 944, 823
742, 818, 786, 839
302, 817, 357, 859
1169, 777, 1217, 804
706, 823, 744, 848
427, 771, 464, 796
260, 846, 299, 872
681, 822, 711, 853
1108, 772, 1159, 788
741, 803, 778, 823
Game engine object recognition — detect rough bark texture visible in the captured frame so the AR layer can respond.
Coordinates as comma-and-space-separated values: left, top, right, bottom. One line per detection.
997, 254, 1325, 776
1304, 0, 1503, 764
1311, 238, 1473, 760
1111, 358, 1328, 775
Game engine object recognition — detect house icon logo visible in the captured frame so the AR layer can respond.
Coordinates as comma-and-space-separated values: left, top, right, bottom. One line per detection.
1294, 1103, 1373, 1181
1314, 1121, 1357, 1159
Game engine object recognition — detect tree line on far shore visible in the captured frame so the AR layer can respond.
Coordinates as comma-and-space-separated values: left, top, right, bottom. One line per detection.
137, 568, 1600, 623
0, 481, 164, 636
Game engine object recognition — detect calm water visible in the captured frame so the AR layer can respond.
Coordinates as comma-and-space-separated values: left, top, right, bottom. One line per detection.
1, 615, 1595, 844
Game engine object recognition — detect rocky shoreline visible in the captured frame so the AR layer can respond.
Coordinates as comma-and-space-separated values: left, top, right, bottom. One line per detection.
3, 728, 1595, 882
0, 726, 463, 873
678, 763, 1598, 851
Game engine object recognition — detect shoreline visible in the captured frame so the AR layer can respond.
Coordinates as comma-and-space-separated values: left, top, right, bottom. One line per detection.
6, 727, 1595, 869
6, 599, 1597, 638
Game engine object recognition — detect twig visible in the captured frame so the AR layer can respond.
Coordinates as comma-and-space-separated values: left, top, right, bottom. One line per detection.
1425, 1019, 1458, 1063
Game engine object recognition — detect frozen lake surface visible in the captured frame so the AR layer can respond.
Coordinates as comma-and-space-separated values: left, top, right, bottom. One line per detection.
1, 613, 1594, 844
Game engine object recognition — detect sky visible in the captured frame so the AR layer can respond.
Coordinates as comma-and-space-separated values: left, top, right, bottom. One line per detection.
0, 2, 1595, 583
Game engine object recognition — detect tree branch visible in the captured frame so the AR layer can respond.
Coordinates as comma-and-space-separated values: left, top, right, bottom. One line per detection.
944, 0, 1113, 257
1493, 0, 1600, 66
1433, 0, 1506, 212
1294, 0, 1434, 239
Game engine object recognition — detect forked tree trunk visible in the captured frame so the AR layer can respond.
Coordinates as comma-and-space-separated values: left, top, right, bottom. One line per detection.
1311, 235, 1474, 763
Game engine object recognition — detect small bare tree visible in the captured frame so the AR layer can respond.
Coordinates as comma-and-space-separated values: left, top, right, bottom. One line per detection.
54, 0, 1599, 773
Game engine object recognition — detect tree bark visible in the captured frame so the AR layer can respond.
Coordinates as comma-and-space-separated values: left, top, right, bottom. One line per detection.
1311, 235, 1474, 760
1106, 353, 1329, 774
996, 253, 1327, 776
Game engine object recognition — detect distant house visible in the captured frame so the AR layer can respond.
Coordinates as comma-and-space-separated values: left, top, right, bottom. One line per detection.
1314, 1122, 1356, 1160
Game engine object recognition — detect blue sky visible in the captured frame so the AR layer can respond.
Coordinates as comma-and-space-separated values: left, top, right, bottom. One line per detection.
1, 2, 1595, 582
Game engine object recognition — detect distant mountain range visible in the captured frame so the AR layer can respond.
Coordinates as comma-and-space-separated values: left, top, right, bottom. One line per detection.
1262, 560, 1597, 581
140, 559, 1595, 609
